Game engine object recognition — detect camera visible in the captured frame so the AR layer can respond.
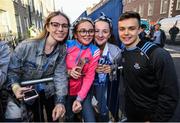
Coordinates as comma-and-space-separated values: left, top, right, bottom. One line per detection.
76, 58, 86, 73
23, 89, 39, 102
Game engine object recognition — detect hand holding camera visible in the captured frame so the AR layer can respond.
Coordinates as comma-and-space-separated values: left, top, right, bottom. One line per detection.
76, 58, 86, 73
68, 58, 86, 79
23, 89, 39, 102
96, 64, 111, 73
96, 64, 104, 73
12, 84, 32, 100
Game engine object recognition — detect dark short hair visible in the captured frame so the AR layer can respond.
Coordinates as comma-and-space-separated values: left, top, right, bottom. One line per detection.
154, 22, 161, 26
118, 11, 141, 27
140, 24, 147, 29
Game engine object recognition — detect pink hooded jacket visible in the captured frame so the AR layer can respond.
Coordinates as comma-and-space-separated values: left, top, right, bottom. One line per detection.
66, 39, 100, 101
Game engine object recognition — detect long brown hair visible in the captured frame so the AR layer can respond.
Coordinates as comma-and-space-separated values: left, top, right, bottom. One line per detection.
33, 11, 70, 42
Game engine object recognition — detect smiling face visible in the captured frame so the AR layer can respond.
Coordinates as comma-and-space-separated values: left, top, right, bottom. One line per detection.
74, 21, 94, 46
94, 21, 111, 47
118, 18, 140, 48
46, 15, 69, 42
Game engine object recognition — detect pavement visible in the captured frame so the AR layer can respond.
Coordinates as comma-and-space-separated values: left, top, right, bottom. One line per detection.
164, 44, 180, 58
165, 44, 180, 52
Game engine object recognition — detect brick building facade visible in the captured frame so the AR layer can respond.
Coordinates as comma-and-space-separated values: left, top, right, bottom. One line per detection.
123, 0, 180, 24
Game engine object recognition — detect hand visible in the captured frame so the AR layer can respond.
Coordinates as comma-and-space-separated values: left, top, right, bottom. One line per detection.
72, 100, 82, 113
68, 66, 82, 79
52, 104, 66, 121
103, 65, 111, 73
96, 64, 104, 73
13, 86, 32, 100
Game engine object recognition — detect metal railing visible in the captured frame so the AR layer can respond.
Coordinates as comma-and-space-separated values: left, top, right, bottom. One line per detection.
20, 77, 53, 86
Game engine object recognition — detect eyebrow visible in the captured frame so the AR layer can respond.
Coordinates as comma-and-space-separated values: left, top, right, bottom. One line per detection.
119, 25, 137, 28
50, 22, 68, 24
78, 28, 94, 30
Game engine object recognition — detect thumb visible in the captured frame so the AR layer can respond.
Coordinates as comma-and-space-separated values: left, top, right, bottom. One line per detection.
20, 87, 31, 92
52, 107, 57, 121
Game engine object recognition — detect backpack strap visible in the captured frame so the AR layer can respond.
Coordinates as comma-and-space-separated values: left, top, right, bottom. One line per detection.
137, 41, 158, 60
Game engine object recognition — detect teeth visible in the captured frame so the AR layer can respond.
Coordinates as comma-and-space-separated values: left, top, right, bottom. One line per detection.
124, 37, 130, 41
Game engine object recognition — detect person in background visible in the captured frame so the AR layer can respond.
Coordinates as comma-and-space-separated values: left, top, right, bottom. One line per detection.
4, 11, 70, 122
118, 11, 179, 122
151, 22, 166, 47
65, 17, 100, 122
169, 21, 179, 43
0, 41, 10, 121
93, 13, 122, 122
147, 25, 155, 41
139, 24, 149, 41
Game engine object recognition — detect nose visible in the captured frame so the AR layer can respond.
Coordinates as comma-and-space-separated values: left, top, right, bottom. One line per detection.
96, 31, 103, 37
99, 31, 103, 37
58, 25, 63, 31
124, 29, 129, 35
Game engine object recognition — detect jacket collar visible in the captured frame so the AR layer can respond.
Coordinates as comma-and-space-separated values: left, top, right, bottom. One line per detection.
37, 38, 46, 56
36, 38, 62, 56
75, 39, 90, 49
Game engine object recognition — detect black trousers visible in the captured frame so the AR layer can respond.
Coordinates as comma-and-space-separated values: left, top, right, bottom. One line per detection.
0, 99, 4, 121
29, 91, 56, 122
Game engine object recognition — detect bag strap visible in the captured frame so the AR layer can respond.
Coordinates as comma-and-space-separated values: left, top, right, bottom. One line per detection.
137, 41, 158, 60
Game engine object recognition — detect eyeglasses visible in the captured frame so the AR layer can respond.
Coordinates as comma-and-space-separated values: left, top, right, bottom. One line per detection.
49, 22, 69, 30
76, 29, 95, 37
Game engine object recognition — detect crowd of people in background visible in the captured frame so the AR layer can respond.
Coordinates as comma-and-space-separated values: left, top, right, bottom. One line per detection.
0, 10, 179, 122
139, 22, 167, 48
139, 20, 180, 47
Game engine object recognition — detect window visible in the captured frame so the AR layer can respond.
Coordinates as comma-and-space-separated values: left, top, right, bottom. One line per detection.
176, 0, 180, 10
21, 0, 28, 6
0, 10, 9, 33
139, 4, 144, 17
12, 0, 18, 2
133, 8, 137, 12
160, 0, 168, 14
148, 0, 154, 16
15, 15, 23, 38
29, 0, 35, 12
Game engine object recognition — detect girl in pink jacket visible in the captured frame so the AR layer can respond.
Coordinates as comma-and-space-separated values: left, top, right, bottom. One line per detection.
65, 17, 100, 122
